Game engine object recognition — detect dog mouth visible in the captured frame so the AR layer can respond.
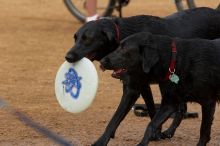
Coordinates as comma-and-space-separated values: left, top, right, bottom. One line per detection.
100, 64, 127, 79
86, 52, 97, 61
111, 68, 127, 79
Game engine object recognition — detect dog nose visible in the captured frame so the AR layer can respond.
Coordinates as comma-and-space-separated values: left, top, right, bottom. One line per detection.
65, 53, 77, 63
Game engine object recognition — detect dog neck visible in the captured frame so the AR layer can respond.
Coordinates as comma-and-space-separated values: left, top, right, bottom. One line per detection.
150, 35, 177, 81
114, 15, 164, 41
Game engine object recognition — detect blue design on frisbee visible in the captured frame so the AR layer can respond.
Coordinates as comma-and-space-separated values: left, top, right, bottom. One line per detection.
55, 59, 98, 113
62, 68, 82, 99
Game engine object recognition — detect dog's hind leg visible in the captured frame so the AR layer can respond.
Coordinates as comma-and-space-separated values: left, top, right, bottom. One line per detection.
137, 86, 178, 146
92, 78, 141, 146
161, 102, 186, 139
197, 100, 216, 146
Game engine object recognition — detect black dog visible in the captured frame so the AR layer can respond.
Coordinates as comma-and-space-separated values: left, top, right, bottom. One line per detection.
101, 32, 220, 146
65, 7, 220, 146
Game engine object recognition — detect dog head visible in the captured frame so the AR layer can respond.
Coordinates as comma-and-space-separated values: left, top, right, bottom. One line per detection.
100, 32, 159, 77
65, 19, 119, 63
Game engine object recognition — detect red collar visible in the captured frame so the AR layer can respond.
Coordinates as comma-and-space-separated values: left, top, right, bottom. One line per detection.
113, 22, 120, 43
164, 40, 177, 80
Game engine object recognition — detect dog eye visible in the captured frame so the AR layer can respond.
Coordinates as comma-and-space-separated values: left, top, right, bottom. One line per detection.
81, 35, 93, 45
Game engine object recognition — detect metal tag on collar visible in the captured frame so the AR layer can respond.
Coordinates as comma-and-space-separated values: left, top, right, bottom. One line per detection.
169, 68, 179, 84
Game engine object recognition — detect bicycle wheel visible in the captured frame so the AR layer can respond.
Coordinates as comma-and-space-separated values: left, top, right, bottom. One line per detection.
174, 0, 196, 11
186, 0, 196, 9
63, 0, 116, 23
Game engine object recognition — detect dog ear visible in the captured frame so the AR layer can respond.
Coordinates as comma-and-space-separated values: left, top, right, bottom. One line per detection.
105, 31, 115, 42
141, 37, 159, 73
102, 28, 117, 43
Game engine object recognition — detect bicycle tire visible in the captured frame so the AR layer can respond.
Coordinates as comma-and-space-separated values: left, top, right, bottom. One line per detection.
175, 0, 196, 11
63, 0, 116, 23
175, 0, 184, 11
186, 0, 196, 9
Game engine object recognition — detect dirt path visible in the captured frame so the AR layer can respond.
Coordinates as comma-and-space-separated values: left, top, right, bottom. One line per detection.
0, 0, 220, 146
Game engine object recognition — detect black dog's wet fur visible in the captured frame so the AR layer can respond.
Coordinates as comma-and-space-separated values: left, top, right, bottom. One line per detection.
101, 32, 220, 146
65, 7, 220, 146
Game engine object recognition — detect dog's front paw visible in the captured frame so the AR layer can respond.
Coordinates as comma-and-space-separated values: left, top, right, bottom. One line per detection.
149, 129, 163, 141
92, 136, 109, 146
136, 143, 146, 146
91, 143, 103, 146
161, 129, 174, 139
92, 141, 107, 146
150, 133, 163, 141
110, 132, 115, 139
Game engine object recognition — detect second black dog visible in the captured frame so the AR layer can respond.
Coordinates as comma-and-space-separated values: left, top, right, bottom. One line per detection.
101, 32, 220, 146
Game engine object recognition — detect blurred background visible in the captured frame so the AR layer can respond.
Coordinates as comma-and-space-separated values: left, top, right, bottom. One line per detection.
0, 0, 220, 146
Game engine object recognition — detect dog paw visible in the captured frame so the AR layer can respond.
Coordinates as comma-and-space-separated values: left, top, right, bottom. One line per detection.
161, 130, 174, 139
92, 136, 108, 146
110, 132, 115, 139
136, 143, 147, 146
92, 142, 107, 146
150, 133, 163, 141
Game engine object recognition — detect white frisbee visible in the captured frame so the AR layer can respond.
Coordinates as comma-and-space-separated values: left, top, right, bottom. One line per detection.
55, 58, 98, 113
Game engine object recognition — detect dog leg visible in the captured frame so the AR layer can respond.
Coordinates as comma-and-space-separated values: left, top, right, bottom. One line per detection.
141, 84, 162, 141
136, 94, 177, 146
161, 102, 186, 139
92, 81, 140, 146
197, 100, 216, 146
141, 84, 156, 119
